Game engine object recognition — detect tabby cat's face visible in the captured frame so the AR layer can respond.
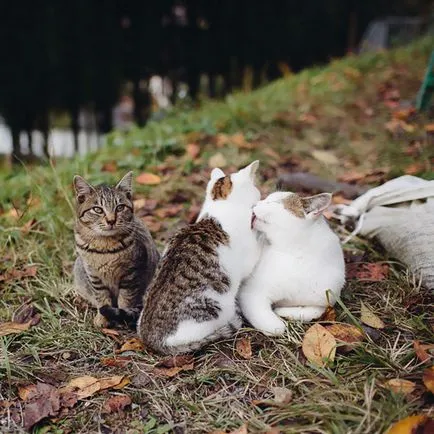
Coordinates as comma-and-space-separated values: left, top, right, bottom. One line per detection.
73, 172, 134, 236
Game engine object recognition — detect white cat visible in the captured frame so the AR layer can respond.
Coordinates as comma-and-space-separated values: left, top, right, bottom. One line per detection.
239, 191, 345, 336
138, 161, 261, 354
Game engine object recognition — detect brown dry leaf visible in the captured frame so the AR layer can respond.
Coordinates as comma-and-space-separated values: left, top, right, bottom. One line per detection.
228, 424, 248, 434
384, 379, 416, 395
101, 356, 133, 368
271, 387, 293, 405
97, 376, 127, 391
101, 162, 117, 173
153, 355, 195, 377
422, 366, 434, 393
425, 123, 434, 133
325, 323, 364, 352
231, 133, 254, 149
332, 194, 352, 205
0, 320, 33, 337
112, 377, 131, 390
385, 119, 415, 135
392, 108, 415, 121
215, 133, 230, 148
102, 394, 132, 414
186, 143, 201, 159
0, 265, 38, 282
386, 415, 433, 434
62, 375, 127, 399
404, 163, 426, 175
136, 173, 161, 185
154, 204, 184, 219
236, 336, 252, 359
302, 323, 336, 367
21, 382, 61, 430
18, 384, 38, 401
360, 301, 385, 329
311, 150, 339, 165
346, 262, 389, 281
208, 153, 227, 168
116, 337, 144, 353
101, 328, 122, 343
413, 340, 434, 363
319, 306, 336, 322
337, 171, 366, 183
13, 303, 40, 326
140, 216, 162, 233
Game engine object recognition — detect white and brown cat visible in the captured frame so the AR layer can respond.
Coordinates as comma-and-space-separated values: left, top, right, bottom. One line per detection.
239, 191, 345, 335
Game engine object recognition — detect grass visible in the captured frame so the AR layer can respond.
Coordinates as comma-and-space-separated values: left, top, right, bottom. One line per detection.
1, 36, 434, 433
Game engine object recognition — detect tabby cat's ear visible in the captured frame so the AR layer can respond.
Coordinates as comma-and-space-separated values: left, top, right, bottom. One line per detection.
210, 168, 225, 181
115, 171, 133, 199
73, 176, 95, 203
301, 193, 331, 218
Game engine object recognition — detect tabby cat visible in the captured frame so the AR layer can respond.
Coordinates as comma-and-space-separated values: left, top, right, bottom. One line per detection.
73, 172, 160, 328
137, 161, 261, 354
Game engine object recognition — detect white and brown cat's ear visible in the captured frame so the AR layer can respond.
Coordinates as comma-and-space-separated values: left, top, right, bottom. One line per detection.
116, 171, 133, 199
73, 176, 95, 203
301, 193, 332, 218
210, 168, 225, 181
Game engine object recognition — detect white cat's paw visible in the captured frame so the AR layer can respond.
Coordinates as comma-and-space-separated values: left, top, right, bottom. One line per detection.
257, 320, 286, 336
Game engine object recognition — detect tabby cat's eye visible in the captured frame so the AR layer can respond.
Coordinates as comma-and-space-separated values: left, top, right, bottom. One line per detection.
92, 206, 103, 214
116, 204, 126, 212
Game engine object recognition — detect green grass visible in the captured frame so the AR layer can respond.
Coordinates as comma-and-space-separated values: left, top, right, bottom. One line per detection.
1, 36, 434, 433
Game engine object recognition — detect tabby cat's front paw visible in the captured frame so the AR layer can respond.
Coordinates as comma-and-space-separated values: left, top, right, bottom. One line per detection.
93, 312, 110, 328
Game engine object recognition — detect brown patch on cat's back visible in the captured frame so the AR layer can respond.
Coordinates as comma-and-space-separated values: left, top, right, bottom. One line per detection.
211, 176, 233, 200
283, 194, 305, 218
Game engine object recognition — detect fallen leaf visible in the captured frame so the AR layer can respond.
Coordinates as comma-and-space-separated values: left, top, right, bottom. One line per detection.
346, 262, 389, 281
302, 323, 336, 367
325, 323, 364, 352
413, 340, 434, 363
102, 394, 132, 414
186, 143, 201, 159
392, 108, 415, 121
318, 306, 336, 322
384, 379, 416, 395
386, 415, 433, 434
215, 133, 230, 148
0, 265, 38, 282
13, 303, 40, 326
231, 133, 254, 149
332, 194, 352, 205
102, 162, 117, 173
311, 150, 339, 165
425, 123, 434, 133
140, 216, 162, 233
236, 336, 252, 359
112, 377, 131, 390
337, 171, 366, 183
0, 320, 33, 337
101, 356, 133, 368
208, 153, 227, 168
228, 424, 248, 434
62, 375, 127, 399
153, 355, 195, 377
154, 204, 183, 219
136, 173, 161, 185
271, 387, 293, 405
18, 384, 38, 401
21, 382, 61, 430
385, 119, 415, 135
422, 366, 434, 393
404, 163, 426, 175
116, 337, 144, 353
360, 301, 385, 329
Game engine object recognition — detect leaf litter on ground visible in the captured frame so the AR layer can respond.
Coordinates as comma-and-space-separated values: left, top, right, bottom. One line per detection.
302, 323, 336, 367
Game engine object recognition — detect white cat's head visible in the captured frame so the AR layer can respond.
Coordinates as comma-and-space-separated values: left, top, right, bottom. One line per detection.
203, 160, 261, 208
252, 191, 332, 234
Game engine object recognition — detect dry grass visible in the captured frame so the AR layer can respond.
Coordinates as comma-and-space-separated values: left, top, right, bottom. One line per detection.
1, 37, 434, 433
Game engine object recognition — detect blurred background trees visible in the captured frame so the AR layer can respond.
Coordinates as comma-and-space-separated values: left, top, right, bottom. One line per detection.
0, 0, 431, 160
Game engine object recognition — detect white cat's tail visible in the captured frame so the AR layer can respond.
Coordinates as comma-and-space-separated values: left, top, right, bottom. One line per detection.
161, 316, 242, 355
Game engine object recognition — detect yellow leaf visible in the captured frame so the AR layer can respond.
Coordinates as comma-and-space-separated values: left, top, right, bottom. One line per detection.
112, 376, 131, 390
384, 379, 416, 395
235, 336, 252, 360
386, 415, 432, 434
360, 301, 385, 329
136, 173, 161, 185
422, 366, 434, 393
116, 338, 144, 353
0, 320, 32, 337
302, 323, 336, 367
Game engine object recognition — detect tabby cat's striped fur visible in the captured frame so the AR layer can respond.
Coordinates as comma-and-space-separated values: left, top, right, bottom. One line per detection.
73, 172, 159, 328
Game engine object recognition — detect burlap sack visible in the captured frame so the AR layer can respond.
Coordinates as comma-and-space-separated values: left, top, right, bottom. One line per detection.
333, 176, 434, 289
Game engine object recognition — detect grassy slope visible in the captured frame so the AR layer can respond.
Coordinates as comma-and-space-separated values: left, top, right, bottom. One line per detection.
1, 37, 433, 433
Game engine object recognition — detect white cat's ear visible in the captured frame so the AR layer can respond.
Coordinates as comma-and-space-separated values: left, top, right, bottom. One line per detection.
73, 175, 95, 203
116, 171, 133, 198
210, 168, 225, 181
301, 193, 332, 218
245, 160, 259, 178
